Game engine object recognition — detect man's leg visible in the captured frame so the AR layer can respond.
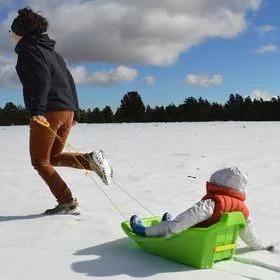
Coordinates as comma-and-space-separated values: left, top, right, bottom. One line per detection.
49, 111, 112, 185
50, 112, 99, 171
29, 113, 73, 204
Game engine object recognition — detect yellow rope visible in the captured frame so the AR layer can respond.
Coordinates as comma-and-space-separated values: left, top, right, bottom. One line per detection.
113, 180, 155, 216
36, 119, 155, 218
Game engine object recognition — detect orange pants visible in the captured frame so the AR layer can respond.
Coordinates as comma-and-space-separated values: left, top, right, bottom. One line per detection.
29, 111, 92, 203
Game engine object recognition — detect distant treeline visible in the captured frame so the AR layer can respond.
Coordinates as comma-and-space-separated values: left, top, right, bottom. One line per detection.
2, 91, 280, 125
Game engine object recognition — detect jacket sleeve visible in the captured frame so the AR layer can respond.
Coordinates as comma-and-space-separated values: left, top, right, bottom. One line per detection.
17, 48, 51, 116
67, 69, 80, 122
145, 199, 215, 237
239, 217, 266, 250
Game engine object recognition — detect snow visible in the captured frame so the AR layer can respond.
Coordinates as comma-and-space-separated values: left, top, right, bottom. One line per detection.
0, 122, 279, 280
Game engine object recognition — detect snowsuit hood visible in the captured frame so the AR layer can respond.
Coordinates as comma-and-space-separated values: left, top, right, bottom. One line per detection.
209, 167, 247, 193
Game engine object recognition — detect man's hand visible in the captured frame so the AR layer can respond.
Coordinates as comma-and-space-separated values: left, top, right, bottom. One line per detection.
31, 115, 49, 127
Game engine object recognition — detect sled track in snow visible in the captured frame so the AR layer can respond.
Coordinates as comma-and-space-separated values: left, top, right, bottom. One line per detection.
233, 255, 280, 273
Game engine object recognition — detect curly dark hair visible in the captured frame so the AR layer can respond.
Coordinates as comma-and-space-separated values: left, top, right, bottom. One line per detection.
16, 6, 48, 34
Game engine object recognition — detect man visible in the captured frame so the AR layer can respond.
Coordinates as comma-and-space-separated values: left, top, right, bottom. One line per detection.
11, 7, 113, 215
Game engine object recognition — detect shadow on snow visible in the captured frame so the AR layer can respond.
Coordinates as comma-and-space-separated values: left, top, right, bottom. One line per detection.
0, 213, 44, 222
72, 237, 195, 277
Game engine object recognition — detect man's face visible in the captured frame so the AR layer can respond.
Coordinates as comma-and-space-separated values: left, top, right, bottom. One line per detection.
10, 31, 23, 46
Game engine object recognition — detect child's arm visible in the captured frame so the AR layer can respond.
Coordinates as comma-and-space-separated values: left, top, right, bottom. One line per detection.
145, 199, 215, 237
239, 218, 269, 250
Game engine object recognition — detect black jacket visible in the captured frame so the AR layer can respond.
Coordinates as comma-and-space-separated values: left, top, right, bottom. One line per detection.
15, 34, 80, 121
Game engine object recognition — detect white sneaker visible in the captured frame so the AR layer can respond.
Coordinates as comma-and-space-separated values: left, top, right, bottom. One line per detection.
89, 149, 113, 185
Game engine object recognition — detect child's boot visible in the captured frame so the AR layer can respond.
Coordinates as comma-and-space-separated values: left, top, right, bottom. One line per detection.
130, 215, 146, 236
162, 212, 172, 221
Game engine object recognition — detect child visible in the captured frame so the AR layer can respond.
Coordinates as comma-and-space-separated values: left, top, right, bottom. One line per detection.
130, 167, 274, 251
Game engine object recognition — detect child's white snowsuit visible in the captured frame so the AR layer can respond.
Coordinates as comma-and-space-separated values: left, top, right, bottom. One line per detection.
145, 167, 265, 250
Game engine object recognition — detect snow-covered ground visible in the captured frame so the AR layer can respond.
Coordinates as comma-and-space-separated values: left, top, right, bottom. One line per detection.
0, 122, 279, 280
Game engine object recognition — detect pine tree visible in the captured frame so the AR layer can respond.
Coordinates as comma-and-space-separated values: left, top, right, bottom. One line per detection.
115, 91, 145, 122
145, 105, 154, 122
225, 94, 246, 121
210, 102, 225, 121
102, 106, 113, 123
165, 104, 178, 122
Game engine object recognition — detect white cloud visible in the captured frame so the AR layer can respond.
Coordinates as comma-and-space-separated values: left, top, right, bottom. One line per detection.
255, 24, 276, 35
69, 65, 138, 85
0, 0, 262, 65
0, 54, 19, 88
0, 53, 137, 87
144, 76, 156, 85
250, 89, 275, 101
255, 44, 279, 54
0, 10, 18, 51
185, 74, 223, 87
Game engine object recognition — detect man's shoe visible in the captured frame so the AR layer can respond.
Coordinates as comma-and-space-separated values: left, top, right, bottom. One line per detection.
88, 149, 113, 185
44, 198, 81, 215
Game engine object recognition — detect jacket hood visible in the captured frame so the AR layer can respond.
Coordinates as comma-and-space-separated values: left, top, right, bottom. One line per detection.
209, 166, 247, 193
15, 33, 56, 54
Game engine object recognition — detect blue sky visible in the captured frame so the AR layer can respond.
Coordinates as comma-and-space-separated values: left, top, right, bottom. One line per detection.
0, 0, 280, 110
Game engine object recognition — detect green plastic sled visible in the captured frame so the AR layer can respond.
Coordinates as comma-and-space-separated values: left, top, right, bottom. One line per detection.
121, 212, 246, 269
